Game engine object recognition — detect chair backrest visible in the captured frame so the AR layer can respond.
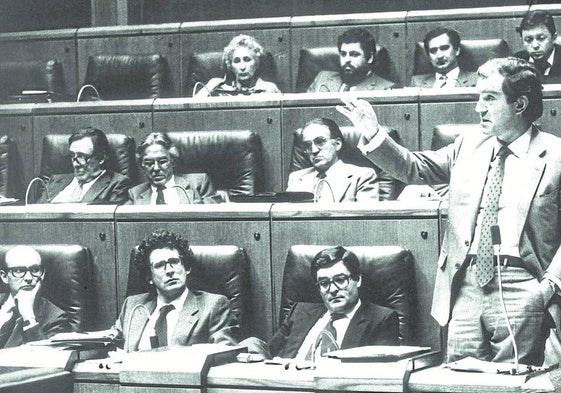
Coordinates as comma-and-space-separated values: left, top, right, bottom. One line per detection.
40, 133, 137, 183
279, 245, 416, 344
290, 126, 405, 200
413, 38, 511, 76
431, 123, 479, 150
83, 54, 172, 100
0, 59, 65, 99
0, 244, 93, 331
0, 135, 21, 198
295, 45, 394, 92
126, 245, 250, 336
166, 130, 264, 196
185, 51, 278, 97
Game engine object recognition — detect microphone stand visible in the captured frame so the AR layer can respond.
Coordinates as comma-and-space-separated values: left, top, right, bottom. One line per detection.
25, 177, 50, 205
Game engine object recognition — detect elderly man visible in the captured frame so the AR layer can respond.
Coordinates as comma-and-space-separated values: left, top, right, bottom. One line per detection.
128, 132, 221, 204
287, 118, 379, 202
515, 10, 561, 83
307, 28, 396, 93
338, 57, 561, 366
112, 229, 239, 351
0, 246, 70, 348
39, 127, 131, 203
410, 27, 477, 88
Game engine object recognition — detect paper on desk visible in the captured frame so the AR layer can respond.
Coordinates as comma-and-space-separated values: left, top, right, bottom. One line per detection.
446, 357, 536, 374
0, 196, 18, 205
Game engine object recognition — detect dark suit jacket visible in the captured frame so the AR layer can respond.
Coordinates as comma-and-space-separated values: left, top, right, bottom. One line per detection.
366, 126, 561, 326
307, 70, 396, 92
38, 170, 131, 204
127, 174, 220, 204
0, 293, 70, 348
269, 301, 399, 358
113, 289, 239, 352
514, 44, 561, 83
410, 69, 478, 88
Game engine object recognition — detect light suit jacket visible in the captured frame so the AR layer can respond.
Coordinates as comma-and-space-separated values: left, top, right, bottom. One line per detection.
307, 71, 396, 92
113, 290, 239, 352
286, 161, 379, 202
127, 174, 220, 204
410, 69, 478, 88
366, 126, 561, 326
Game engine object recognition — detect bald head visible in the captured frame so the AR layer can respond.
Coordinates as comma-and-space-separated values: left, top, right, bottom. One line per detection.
3, 246, 41, 270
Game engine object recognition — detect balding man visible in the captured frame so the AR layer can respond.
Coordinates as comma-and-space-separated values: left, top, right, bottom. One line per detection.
0, 246, 70, 348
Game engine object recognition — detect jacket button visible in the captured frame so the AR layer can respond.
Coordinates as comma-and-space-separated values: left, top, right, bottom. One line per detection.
464, 240, 470, 246
455, 263, 461, 269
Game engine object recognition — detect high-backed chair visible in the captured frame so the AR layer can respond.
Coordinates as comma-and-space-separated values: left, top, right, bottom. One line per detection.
0, 59, 65, 102
412, 38, 511, 78
40, 133, 137, 183
82, 54, 172, 100
431, 123, 479, 150
0, 135, 21, 198
279, 245, 416, 344
167, 130, 264, 196
126, 245, 251, 337
185, 51, 279, 97
290, 126, 405, 200
0, 244, 94, 331
295, 45, 396, 93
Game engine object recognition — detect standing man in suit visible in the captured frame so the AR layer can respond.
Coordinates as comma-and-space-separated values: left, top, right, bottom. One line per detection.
286, 118, 379, 202
0, 245, 70, 348
410, 27, 477, 88
112, 229, 239, 352
128, 132, 221, 204
515, 10, 561, 83
307, 28, 396, 93
338, 57, 561, 365
39, 127, 131, 203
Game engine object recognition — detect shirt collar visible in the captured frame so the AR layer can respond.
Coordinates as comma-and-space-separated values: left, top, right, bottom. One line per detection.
76, 169, 106, 186
323, 159, 344, 178
495, 127, 532, 159
151, 176, 176, 193
156, 285, 189, 311
436, 66, 460, 81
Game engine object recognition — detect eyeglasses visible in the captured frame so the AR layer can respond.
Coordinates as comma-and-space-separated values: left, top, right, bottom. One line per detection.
303, 137, 330, 153
141, 158, 171, 169
316, 273, 352, 292
5, 265, 44, 278
69, 152, 94, 166
151, 257, 182, 271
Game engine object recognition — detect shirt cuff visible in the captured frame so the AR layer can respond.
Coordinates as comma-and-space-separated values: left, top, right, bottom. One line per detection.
357, 127, 387, 155
544, 272, 561, 294
22, 319, 38, 330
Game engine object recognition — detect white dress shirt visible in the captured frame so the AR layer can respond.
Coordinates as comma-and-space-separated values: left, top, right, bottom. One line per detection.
149, 176, 180, 205
433, 67, 460, 88
51, 170, 106, 203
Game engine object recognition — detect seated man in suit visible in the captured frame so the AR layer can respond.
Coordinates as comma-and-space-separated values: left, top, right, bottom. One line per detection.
128, 132, 221, 204
515, 10, 561, 83
307, 28, 396, 92
286, 118, 379, 202
410, 27, 477, 88
39, 127, 132, 204
0, 245, 70, 348
112, 229, 239, 351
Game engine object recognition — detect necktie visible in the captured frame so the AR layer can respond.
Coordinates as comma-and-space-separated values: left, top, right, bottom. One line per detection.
535, 60, 550, 76
310, 313, 345, 360
153, 304, 174, 347
156, 186, 166, 205
314, 172, 327, 202
475, 146, 511, 287
438, 74, 448, 88
69, 182, 83, 202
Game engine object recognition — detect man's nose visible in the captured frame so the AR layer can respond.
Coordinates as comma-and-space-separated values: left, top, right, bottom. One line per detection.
475, 100, 485, 113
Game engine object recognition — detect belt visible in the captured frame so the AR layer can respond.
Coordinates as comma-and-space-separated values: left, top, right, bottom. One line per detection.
466, 255, 525, 269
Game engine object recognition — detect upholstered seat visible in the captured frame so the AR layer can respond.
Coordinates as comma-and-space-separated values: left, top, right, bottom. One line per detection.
0, 135, 21, 198
431, 123, 479, 150
82, 54, 172, 100
0, 59, 65, 102
279, 245, 416, 344
290, 126, 405, 200
412, 38, 511, 76
295, 45, 396, 92
167, 130, 264, 196
0, 244, 94, 331
126, 245, 250, 337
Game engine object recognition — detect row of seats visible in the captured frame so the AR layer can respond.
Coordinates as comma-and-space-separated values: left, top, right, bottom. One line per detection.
0, 243, 415, 343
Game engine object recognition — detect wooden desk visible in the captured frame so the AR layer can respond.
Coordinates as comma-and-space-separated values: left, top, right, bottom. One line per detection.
0, 366, 73, 393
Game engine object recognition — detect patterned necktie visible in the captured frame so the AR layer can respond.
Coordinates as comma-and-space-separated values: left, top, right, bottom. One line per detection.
153, 304, 174, 347
311, 313, 345, 360
475, 145, 511, 287
156, 186, 166, 205
438, 74, 448, 88
315, 172, 327, 202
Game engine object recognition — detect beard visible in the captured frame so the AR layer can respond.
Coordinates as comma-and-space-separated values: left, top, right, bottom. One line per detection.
339, 64, 371, 85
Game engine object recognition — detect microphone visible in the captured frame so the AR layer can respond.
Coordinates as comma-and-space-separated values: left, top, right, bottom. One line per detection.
126, 303, 151, 353
192, 81, 211, 97
25, 177, 50, 205
491, 224, 519, 373
316, 83, 330, 93
171, 185, 192, 204
76, 84, 101, 102
313, 179, 335, 203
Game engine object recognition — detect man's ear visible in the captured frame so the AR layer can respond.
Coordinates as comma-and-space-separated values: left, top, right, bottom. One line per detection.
367, 52, 374, 64
455, 46, 461, 57
515, 95, 529, 114
356, 274, 362, 288
334, 137, 343, 152
0, 271, 8, 285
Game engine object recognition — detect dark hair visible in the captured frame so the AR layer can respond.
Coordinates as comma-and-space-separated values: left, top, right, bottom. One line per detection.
517, 10, 556, 36
310, 246, 361, 281
134, 229, 195, 285
423, 27, 461, 54
478, 57, 543, 123
302, 118, 345, 143
68, 127, 110, 169
136, 132, 179, 162
337, 28, 377, 65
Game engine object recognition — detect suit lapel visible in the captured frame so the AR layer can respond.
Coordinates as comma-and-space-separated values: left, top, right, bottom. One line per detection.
170, 290, 199, 345
129, 297, 156, 351
81, 171, 110, 202
327, 163, 352, 202
341, 302, 368, 348
136, 185, 152, 205
174, 177, 196, 204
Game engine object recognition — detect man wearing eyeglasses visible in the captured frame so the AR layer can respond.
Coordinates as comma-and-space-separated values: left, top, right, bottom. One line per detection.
38, 127, 132, 203
127, 132, 221, 205
0, 245, 70, 348
286, 118, 379, 202
111, 229, 238, 351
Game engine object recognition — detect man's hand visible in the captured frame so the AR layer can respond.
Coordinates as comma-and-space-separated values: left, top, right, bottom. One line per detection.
336, 97, 380, 142
15, 280, 41, 322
